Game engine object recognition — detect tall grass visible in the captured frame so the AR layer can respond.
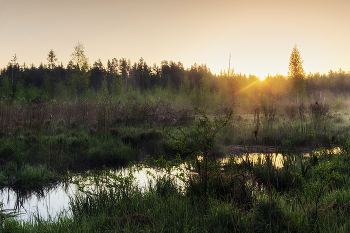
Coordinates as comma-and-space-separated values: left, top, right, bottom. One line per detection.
3, 145, 350, 232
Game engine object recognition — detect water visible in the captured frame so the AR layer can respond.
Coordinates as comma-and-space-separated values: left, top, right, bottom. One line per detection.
221, 153, 287, 168
0, 167, 174, 222
1, 183, 76, 222
0, 147, 340, 222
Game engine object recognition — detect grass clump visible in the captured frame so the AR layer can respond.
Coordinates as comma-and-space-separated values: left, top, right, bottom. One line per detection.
3, 109, 350, 232
1, 99, 350, 231
0, 163, 56, 188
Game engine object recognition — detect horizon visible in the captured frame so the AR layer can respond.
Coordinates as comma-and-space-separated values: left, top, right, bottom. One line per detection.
1, 0, 350, 78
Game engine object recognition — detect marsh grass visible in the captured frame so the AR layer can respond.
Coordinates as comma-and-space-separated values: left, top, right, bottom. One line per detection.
3, 145, 350, 232
216, 102, 350, 147
1, 99, 350, 231
0, 100, 347, 191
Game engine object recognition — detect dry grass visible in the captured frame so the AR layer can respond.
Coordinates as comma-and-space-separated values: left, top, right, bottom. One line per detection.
0, 99, 195, 134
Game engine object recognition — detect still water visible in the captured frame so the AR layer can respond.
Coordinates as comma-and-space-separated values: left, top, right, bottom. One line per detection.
0, 167, 170, 222
1, 183, 75, 221
0, 148, 340, 222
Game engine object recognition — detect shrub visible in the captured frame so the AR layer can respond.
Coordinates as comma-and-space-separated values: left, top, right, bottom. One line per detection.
309, 102, 330, 119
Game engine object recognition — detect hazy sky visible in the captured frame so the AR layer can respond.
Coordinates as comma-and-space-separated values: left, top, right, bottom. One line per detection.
1, 0, 350, 78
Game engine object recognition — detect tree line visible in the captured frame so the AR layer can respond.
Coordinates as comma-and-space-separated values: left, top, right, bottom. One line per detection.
0, 43, 349, 105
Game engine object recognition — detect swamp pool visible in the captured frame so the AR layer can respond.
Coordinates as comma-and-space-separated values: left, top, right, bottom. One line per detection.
0, 147, 339, 222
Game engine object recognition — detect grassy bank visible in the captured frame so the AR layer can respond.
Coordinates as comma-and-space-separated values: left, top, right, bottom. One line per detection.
2, 109, 350, 232
2, 146, 350, 232
0, 98, 349, 189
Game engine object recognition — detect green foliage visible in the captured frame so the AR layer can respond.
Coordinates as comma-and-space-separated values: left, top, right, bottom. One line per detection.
70, 42, 89, 71
179, 74, 190, 96
69, 68, 91, 98
54, 81, 70, 101
14, 82, 26, 103
97, 77, 109, 99
25, 85, 41, 103
4, 47, 350, 231
40, 73, 51, 101
144, 108, 234, 210
293, 161, 338, 222
68, 42, 91, 98
110, 74, 124, 97
4, 131, 350, 232
72, 165, 138, 202
87, 139, 137, 165
0, 75, 12, 98
81, 87, 95, 100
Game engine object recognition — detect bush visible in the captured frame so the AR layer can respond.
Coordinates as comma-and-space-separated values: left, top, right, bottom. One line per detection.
309, 102, 330, 119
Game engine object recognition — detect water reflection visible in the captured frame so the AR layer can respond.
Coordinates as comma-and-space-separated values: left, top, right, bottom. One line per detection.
0, 167, 175, 222
0, 147, 341, 222
0, 182, 76, 222
221, 147, 341, 169
221, 153, 287, 168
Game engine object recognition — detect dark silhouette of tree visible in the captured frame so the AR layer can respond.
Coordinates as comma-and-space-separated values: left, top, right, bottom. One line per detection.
151, 63, 161, 87
47, 49, 58, 70
189, 63, 201, 88
9, 54, 19, 84
2, 46, 350, 103
119, 58, 130, 92
107, 58, 119, 75
132, 57, 151, 91
107, 59, 112, 75
91, 59, 106, 91
189, 63, 212, 89
169, 61, 184, 90
161, 60, 170, 88
66, 60, 74, 71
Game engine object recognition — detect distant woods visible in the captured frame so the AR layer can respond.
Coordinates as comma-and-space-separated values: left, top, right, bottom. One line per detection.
1, 43, 349, 108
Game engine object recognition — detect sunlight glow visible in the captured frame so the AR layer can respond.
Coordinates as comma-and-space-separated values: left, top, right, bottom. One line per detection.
235, 79, 260, 96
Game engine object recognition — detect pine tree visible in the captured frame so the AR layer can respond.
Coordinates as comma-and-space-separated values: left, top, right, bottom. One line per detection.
47, 49, 58, 70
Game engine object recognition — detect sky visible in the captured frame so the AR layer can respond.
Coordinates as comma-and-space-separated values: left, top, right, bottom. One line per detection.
1, 0, 350, 79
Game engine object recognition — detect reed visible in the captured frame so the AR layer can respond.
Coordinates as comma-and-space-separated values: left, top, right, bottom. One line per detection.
1, 143, 350, 232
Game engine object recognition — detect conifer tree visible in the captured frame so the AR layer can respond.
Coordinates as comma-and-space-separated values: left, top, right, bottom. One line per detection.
288, 44, 306, 103
47, 49, 58, 70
